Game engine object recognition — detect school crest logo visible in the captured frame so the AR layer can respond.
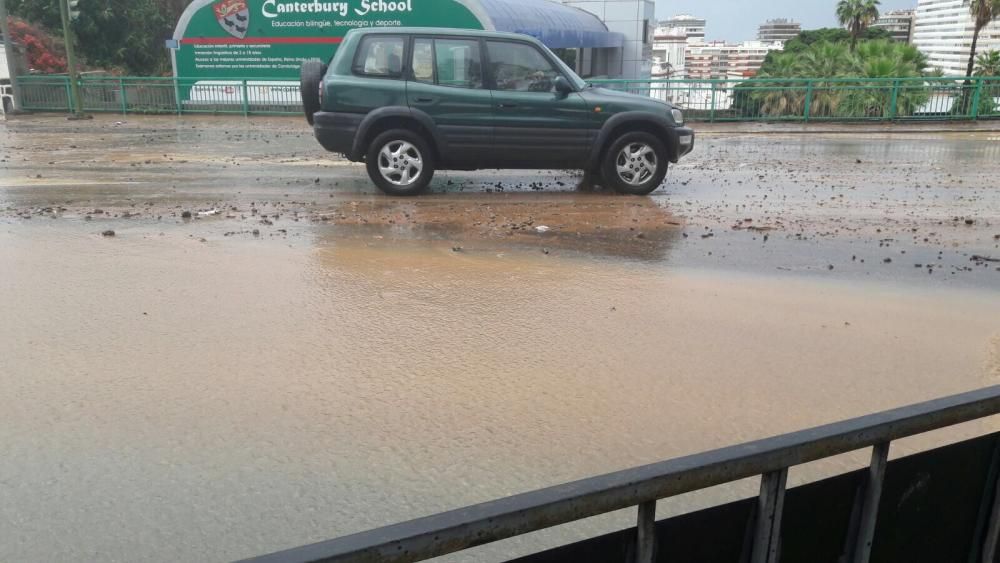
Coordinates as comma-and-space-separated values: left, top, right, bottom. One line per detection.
214, 0, 249, 39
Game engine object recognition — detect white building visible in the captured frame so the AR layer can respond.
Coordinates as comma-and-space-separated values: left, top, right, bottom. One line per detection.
912, 0, 1000, 75
651, 26, 687, 76
873, 9, 915, 43
563, 0, 655, 79
660, 14, 705, 43
684, 40, 782, 79
757, 19, 801, 44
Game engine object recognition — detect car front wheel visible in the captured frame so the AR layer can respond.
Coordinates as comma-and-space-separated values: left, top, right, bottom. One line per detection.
601, 132, 669, 196
365, 129, 435, 196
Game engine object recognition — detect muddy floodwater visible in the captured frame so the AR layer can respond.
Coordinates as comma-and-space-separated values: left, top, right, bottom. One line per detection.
1, 116, 1000, 562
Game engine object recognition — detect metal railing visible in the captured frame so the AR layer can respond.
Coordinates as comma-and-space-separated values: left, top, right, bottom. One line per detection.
14, 74, 1000, 122
590, 76, 1000, 122
242, 385, 1000, 563
17, 75, 302, 116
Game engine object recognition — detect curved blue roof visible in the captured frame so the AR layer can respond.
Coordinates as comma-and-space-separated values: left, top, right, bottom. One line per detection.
477, 0, 624, 48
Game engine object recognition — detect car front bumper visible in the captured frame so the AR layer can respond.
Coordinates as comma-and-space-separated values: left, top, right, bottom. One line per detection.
666, 126, 695, 162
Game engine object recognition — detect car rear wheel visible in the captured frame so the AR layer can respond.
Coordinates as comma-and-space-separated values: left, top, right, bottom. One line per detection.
299, 59, 326, 126
600, 132, 669, 196
365, 129, 435, 196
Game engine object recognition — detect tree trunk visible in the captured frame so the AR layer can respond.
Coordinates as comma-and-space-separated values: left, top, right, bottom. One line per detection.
961, 25, 982, 114
965, 25, 981, 80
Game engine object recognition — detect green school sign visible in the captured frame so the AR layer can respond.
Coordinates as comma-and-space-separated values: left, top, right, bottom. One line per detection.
171, 0, 487, 81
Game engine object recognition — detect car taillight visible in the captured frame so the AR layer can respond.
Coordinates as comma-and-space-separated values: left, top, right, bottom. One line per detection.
318, 84, 324, 106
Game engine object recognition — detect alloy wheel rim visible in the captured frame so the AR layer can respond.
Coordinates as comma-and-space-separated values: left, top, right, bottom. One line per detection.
378, 141, 423, 187
615, 143, 657, 186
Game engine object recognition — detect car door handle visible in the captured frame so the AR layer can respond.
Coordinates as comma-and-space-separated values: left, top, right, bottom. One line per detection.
413, 97, 436, 103
497, 103, 517, 108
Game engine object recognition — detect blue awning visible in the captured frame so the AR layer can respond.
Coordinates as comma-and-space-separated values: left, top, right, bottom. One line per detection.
477, 0, 624, 48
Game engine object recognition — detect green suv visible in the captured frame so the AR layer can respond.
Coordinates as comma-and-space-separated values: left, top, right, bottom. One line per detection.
300, 28, 694, 196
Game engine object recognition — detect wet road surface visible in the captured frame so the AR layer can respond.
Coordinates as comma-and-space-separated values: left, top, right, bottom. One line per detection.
1, 115, 999, 562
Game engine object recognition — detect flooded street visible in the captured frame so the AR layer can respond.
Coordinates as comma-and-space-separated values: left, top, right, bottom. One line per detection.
2, 115, 999, 562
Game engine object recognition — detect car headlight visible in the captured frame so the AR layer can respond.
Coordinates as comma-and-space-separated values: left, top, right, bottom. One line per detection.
671, 108, 684, 126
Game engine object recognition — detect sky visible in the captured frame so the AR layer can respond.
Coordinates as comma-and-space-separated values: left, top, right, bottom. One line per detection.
657, 0, 918, 42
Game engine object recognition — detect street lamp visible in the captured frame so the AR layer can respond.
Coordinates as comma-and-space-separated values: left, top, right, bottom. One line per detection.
58, 0, 89, 119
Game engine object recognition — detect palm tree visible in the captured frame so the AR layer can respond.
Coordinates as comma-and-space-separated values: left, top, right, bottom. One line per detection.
797, 41, 856, 77
842, 41, 930, 117
837, 0, 881, 49
975, 50, 1000, 76
965, 0, 1000, 79
796, 41, 856, 116
754, 53, 806, 117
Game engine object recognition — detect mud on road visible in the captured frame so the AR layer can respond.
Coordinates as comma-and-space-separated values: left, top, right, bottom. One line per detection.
2, 114, 999, 280
2, 115, 1000, 563
0, 116, 1000, 273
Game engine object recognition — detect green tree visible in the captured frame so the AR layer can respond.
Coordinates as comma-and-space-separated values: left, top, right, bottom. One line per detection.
796, 41, 854, 77
752, 53, 805, 116
6, 0, 61, 29
795, 41, 855, 116
7, 0, 188, 74
974, 50, 1000, 76
72, 0, 174, 74
758, 27, 890, 76
751, 39, 931, 118
971, 50, 1000, 117
836, 0, 881, 49
965, 0, 1000, 79
840, 41, 930, 117
787, 27, 890, 51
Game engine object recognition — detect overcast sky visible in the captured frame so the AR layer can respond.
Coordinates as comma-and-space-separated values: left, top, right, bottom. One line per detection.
657, 0, 918, 42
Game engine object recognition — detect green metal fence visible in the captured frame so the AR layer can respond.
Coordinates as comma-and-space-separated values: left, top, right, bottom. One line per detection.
590, 76, 1000, 122
17, 75, 302, 116
15, 74, 1000, 122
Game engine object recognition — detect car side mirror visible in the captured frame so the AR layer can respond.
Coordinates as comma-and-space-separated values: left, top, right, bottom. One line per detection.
554, 76, 573, 96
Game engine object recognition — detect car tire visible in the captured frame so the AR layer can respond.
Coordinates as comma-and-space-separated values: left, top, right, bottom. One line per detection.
365, 129, 435, 196
300, 59, 326, 126
600, 132, 669, 196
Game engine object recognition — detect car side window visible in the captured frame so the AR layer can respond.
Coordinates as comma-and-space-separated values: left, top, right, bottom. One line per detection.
411, 39, 434, 83
433, 39, 483, 89
353, 36, 404, 77
486, 41, 560, 93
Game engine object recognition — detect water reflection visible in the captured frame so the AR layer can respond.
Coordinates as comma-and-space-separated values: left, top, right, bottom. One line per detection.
312, 192, 684, 262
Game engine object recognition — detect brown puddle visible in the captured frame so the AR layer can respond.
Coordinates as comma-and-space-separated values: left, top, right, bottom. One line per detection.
3, 115, 1000, 562
310, 192, 684, 260
2, 225, 999, 562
